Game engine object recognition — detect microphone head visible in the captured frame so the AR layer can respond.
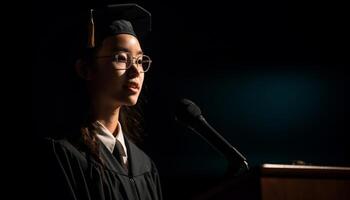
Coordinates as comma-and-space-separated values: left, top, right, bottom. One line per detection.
175, 98, 202, 125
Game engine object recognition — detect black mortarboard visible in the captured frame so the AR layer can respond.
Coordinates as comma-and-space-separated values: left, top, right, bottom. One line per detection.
87, 4, 151, 48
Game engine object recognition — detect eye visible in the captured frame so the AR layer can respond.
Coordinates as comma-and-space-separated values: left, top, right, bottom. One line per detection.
114, 53, 128, 63
136, 58, 143, 65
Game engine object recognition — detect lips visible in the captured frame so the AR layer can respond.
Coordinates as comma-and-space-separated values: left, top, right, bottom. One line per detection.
123, 81, 140, 93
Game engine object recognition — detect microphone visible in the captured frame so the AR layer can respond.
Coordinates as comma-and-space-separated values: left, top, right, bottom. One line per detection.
175, 98, 249, 175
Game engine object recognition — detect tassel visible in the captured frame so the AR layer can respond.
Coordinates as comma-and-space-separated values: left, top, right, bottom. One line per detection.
87, 9, 95, 48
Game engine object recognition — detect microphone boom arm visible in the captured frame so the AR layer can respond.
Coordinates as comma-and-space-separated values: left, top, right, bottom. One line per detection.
190, 116, 249, 175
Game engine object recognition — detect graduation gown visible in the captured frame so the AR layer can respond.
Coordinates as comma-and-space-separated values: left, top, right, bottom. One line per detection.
40, 137, 162, 200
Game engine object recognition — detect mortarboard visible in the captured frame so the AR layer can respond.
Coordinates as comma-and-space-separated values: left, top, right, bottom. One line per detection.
87, 4, 151, 48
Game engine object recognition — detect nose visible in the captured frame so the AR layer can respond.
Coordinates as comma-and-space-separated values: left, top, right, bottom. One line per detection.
126, 60, 141, 78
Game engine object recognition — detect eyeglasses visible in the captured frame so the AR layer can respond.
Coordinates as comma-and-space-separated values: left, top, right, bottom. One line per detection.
96, 51, 152, 73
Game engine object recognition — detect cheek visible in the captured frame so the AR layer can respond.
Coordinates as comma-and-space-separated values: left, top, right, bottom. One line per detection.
108, 71, 127, 90
140, 74, 145, 87
95, 68, 126, 90
98, 64, 125, 80
112, 70, 127, 80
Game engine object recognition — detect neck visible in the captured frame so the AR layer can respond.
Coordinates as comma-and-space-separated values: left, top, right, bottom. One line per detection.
91, 95, 121, 136
97, 108, 120, 136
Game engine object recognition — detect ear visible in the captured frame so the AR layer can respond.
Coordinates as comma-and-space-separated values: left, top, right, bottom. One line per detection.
75, 59, 95, 80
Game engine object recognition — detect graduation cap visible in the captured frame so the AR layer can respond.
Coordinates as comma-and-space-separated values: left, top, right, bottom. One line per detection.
87, 4, 151, 48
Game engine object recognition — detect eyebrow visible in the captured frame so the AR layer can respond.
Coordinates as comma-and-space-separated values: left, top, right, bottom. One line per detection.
112, 47, 143, 55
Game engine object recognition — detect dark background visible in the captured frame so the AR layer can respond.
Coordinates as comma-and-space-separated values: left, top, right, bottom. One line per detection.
32, 0, 348, 199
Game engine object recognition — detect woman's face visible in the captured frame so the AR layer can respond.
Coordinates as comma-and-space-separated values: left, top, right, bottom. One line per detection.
91, 34, 145, 106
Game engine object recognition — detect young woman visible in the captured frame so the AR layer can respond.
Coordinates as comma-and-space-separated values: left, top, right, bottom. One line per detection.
40, 4, 162, 200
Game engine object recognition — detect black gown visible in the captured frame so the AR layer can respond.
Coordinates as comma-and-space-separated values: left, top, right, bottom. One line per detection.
38, 136, 162, 200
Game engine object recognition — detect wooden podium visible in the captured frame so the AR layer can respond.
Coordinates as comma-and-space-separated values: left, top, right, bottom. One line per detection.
195, 164, 350, 200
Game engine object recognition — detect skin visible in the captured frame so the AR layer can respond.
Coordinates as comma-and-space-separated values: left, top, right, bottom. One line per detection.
76, 34, 145, 135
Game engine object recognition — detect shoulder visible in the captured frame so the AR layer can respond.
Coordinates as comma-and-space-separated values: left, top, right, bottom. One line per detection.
43, 137, 87, 162
126, 139, 160, 174
127, 140, 151, 161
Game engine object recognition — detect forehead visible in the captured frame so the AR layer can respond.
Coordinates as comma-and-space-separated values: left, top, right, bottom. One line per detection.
98, 34, 142, 55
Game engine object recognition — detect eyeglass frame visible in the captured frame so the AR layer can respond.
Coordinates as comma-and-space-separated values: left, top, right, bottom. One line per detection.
95, 51, 152, 73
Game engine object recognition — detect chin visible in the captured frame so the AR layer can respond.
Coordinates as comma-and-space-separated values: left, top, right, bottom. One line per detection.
122, 95, 139, 106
